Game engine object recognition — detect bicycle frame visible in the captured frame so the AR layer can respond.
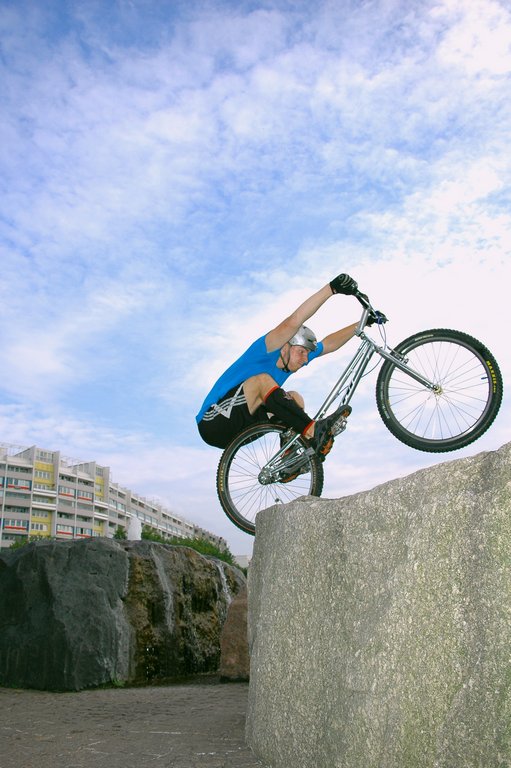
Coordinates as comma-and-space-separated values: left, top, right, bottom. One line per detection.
258, 297, 441, 484
314, 304, 440, 419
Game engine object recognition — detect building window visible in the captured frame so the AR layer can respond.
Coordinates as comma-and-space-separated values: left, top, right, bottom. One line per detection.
6, 477, 31, 490
35, 470, 52, 479
58, 486, 75, 497
7, 465, 32, 474
31, 523, 48, 532
3, 505, 28, 515
56, 524, 73, 535
36, 450, 53, 461
3, 519, 29, 531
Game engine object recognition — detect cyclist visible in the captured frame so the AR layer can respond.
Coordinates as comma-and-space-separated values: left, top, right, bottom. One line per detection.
196, 273, 360, 457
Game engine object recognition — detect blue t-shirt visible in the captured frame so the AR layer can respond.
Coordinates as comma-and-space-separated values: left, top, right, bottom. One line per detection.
196, 334, 323, 423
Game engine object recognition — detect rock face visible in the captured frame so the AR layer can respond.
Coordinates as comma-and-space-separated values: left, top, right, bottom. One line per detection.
0, 538, 245, 691
246, 442, 511, 768
220, 586, 249, 681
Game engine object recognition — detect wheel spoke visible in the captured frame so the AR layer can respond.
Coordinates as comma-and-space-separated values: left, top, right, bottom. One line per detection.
218, 424, 323, 534
377, 330, 501, 451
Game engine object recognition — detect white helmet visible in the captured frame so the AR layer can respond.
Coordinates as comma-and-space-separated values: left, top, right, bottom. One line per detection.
288, 325, 317, 352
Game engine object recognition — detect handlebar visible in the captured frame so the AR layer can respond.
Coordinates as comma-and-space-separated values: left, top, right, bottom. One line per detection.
354, 291, 388, 326
355, 291, 371, 309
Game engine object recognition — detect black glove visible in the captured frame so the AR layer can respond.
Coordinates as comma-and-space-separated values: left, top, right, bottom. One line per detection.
330, 273, 358, 295
366, 310, 388, 327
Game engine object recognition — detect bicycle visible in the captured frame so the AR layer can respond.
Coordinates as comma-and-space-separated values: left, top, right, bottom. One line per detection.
216, 291, 503, 535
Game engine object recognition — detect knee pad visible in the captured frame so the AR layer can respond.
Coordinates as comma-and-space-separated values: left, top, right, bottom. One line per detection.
264, 386, 312, 434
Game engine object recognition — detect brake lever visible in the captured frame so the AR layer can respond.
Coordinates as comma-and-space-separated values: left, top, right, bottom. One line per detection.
367, 310, 388, 326
355, 292, 388, 327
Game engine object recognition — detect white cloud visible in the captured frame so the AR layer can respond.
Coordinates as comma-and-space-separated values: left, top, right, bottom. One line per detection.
435, 0, 511, 76
1, 273, 163, 400
1, 0, 510, 555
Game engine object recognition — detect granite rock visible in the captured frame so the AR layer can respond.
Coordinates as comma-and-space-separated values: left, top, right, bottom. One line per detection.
220, 586, 249, 681
0, 538, 245, 691
246, 442, 511, 768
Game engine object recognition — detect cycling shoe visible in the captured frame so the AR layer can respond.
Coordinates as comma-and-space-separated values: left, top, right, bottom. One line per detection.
311, 405, 352, 457
280, 466, 307, 483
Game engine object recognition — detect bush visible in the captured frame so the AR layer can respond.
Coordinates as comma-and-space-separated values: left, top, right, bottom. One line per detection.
141, 525, 236, 566
141, 525, 167, 544
8, 535, 48, 550
169, 536, 236, 567
7, 537, 30, 550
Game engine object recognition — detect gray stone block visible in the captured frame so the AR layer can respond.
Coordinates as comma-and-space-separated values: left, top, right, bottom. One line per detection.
246, 442, 511, 768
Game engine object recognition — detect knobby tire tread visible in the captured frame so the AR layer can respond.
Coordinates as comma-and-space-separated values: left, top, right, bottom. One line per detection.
375, 328, 502, 453
217, 421, 324, 535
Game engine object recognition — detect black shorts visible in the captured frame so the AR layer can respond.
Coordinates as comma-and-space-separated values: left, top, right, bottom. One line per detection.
197, 384, 270, 449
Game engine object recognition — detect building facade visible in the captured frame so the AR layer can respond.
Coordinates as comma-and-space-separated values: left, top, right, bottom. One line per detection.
0, 443, 226, 551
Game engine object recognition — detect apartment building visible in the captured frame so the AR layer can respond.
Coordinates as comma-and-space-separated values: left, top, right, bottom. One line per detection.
0, 443, 226, 551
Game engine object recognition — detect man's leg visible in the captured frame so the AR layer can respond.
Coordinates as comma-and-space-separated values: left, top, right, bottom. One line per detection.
242, 374, 350, 451
243, 375, 313, 435
286, 390, 305, 409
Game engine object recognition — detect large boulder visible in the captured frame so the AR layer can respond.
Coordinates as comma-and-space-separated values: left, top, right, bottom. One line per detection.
246, 442, 511, 768
220, 586, 249, 681
0, 538, 245, 691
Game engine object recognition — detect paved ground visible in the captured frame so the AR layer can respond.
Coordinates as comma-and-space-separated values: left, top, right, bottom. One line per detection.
0, 678, 267, 768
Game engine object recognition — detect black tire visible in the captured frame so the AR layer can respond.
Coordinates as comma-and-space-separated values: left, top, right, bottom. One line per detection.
217, 422, 324, 535
376, 329, 502, 452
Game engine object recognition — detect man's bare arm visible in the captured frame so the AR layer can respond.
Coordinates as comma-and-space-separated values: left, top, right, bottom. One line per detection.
265, 284, 333, 352
320, 322, 358, 355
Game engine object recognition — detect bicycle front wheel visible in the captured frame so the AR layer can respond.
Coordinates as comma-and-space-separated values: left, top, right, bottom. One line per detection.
217, 422, 324, 536
376, 329, 502, 452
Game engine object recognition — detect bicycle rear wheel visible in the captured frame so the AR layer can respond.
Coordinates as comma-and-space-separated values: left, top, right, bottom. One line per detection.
376, 329, 502, 452
217, 422, 324, 535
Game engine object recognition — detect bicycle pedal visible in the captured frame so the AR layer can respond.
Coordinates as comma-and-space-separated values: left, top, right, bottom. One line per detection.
279, 428, 297, 450
331, 406, 352, 437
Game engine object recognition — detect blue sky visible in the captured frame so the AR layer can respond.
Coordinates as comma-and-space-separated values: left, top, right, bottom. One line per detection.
1, 0, 510, 555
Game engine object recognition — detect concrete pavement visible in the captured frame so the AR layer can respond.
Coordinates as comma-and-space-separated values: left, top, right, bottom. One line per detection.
0, 678, 266, 768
